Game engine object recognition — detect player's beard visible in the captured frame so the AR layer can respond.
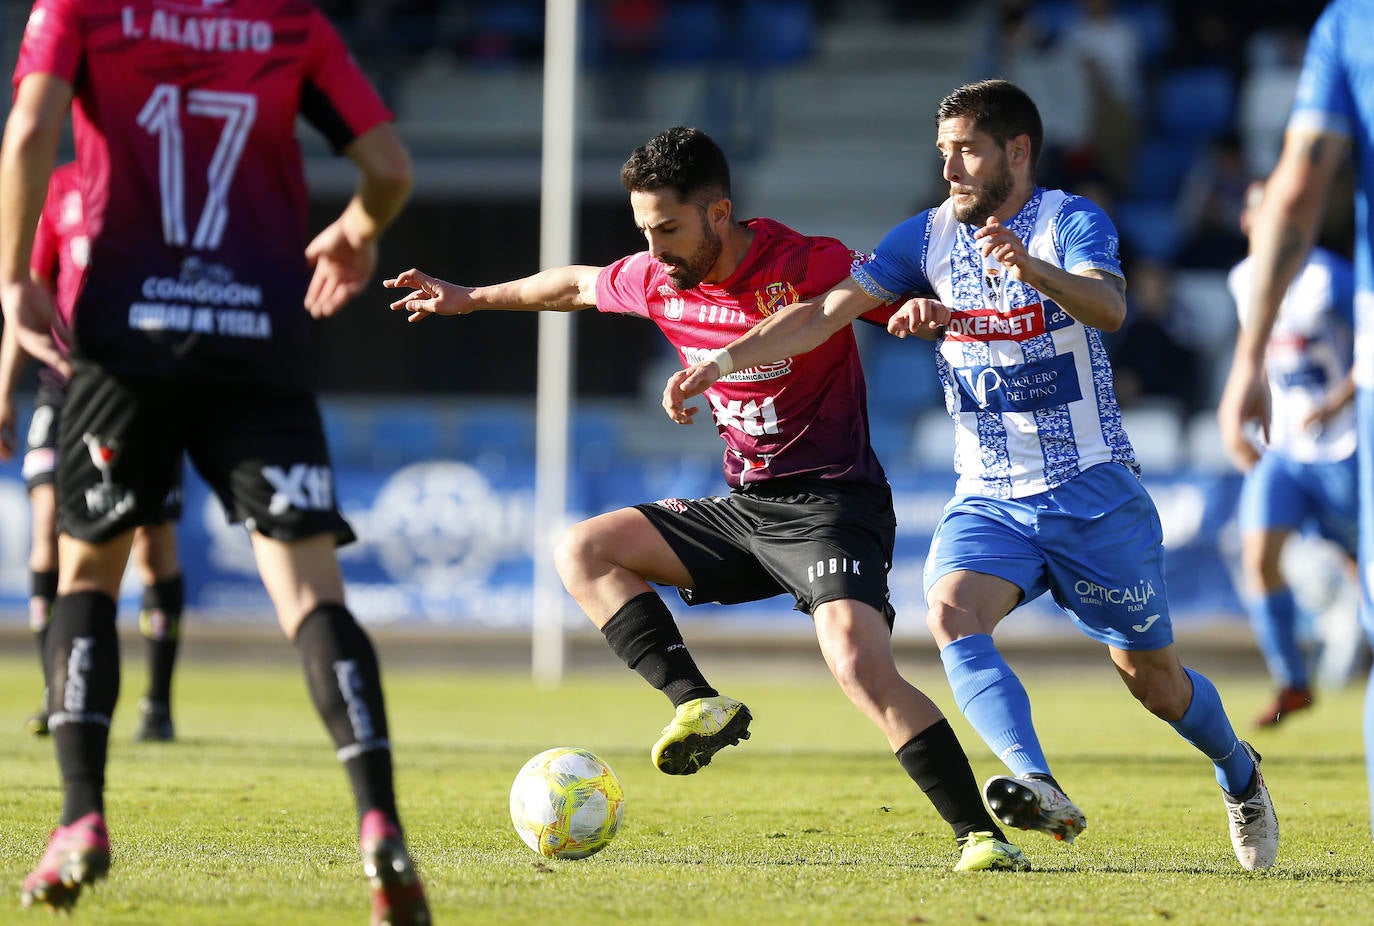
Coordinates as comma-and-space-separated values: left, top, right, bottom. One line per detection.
662, 223, 723, 290
952, 156, 1014, 225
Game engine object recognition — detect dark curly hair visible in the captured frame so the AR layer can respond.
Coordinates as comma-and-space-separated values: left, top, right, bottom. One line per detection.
620, 126, 731, 209
936, 79, 1044, 171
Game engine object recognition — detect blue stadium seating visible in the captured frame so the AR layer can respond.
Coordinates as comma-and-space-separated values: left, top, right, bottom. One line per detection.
1113, 198, 1182, 261
1130, 136, 1200, 201
1153, 66, 1236, 141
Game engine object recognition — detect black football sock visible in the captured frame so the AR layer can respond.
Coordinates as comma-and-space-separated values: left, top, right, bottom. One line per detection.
896, 720, 1009, 843
30, 569, 58, 695
294, 603, 398, 825
47, 591, 121, 824
600, 592, 717, 707
139, 575, 184, 706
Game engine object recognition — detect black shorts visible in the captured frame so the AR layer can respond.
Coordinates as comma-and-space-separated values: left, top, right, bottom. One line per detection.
55, 363, 352, 545
29, 377, 183, 520
635, 477, 897, 626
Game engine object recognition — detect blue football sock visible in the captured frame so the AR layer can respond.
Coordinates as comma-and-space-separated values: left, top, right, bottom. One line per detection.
1170, 668, 1254, 795
940, 634, 1049, 778
1249, 587, 1307, 689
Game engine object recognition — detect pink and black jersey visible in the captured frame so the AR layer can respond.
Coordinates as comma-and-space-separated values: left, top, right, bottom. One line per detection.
596, 217, 887, 489
31, 160, 85, 364
13, 0, 393, 386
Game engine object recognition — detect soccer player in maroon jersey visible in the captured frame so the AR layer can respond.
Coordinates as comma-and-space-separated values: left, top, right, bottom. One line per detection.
0, 3, 427, 921
385, 126, 1031, 873
0, 160, 188, 744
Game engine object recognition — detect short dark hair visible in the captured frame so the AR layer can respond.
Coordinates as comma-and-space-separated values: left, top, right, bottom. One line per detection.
620, 126, 731, 208
936, 79, 1044, 171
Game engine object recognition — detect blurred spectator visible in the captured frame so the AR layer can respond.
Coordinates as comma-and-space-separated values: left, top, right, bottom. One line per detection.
1174, 132, 1251, 269
1059, 0, 1143, 193
595, 0, 665, 121
1109, 259, 1206, 415
978, 1, 1093, 190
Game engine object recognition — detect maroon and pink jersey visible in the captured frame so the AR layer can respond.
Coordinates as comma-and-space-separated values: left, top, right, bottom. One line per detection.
13, 0, 393, 386
31, 160, 84, 364
596, 217, 887, 489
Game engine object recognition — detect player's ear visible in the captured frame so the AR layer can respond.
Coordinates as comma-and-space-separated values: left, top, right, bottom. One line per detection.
1008, 134, 1031, 168
709, 196, 732, 228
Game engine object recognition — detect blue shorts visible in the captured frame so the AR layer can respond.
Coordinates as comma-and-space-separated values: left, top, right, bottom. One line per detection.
1238, 451, 1358, 558
923, 462, 1173, 650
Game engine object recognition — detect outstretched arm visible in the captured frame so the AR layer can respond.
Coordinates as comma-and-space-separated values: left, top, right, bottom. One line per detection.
383, 264, 604, 321
1218, 126, 1348, 457
662, 276, 882, 423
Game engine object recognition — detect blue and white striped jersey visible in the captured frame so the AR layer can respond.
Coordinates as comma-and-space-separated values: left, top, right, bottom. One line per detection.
1228, 246, 1357, 463
853, 188, 1136, 498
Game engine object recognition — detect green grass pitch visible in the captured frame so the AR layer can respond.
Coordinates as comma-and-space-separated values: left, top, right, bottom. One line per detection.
1, 648, 1372, 924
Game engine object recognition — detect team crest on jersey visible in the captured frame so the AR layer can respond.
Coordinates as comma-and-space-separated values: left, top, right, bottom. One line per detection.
756, 282, 798, 317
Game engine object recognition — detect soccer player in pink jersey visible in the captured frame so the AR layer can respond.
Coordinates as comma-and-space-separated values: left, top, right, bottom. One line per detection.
667, 81, 1277, 871
1, 3, 426, 921
0, 161, 188, 744
386, 126, 1030, 873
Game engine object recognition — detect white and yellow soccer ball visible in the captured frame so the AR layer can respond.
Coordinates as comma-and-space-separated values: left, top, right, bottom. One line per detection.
509, 746, 625, 859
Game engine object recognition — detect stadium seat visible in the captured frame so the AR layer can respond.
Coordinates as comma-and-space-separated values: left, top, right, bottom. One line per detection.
734, 0, 815, 68
1153, 66, 1236, 141
1120, 2, 1173, 67
652, 1, 724, 66
1130, 137, 1200, 201
1113, 198, 1182, 262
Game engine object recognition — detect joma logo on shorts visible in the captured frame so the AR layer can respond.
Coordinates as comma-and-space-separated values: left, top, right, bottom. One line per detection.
264, 464, 333, 515
808, 558, 861, 583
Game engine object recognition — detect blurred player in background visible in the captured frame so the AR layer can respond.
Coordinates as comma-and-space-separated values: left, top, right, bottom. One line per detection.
1217, 0, 1374, 837
1226, 179, 1358, 729
0, 161, 187, 744
667, 80, 1279, 870
0, 2, 426, 920
386, 125, 1032, 873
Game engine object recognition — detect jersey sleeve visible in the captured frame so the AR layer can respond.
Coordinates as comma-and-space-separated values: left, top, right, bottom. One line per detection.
850, 211, 934, 304
1054, 198, 1123, 278
594, 252, 654, 317
1288, 3, 1356, 139
300, 8, 394, 153
12, 0, 82, 91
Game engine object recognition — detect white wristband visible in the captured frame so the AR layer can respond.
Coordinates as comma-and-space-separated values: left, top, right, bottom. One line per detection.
708, 347, 735, 377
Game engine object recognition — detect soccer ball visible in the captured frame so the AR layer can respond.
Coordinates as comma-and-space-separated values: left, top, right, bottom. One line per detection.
509, 746, 625, 859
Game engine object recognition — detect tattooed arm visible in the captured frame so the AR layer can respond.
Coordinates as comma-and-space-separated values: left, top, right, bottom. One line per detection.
1218, 127, 1349, 463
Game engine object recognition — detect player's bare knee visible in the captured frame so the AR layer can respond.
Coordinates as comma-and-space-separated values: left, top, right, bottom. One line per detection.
552, 521, 600, 593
